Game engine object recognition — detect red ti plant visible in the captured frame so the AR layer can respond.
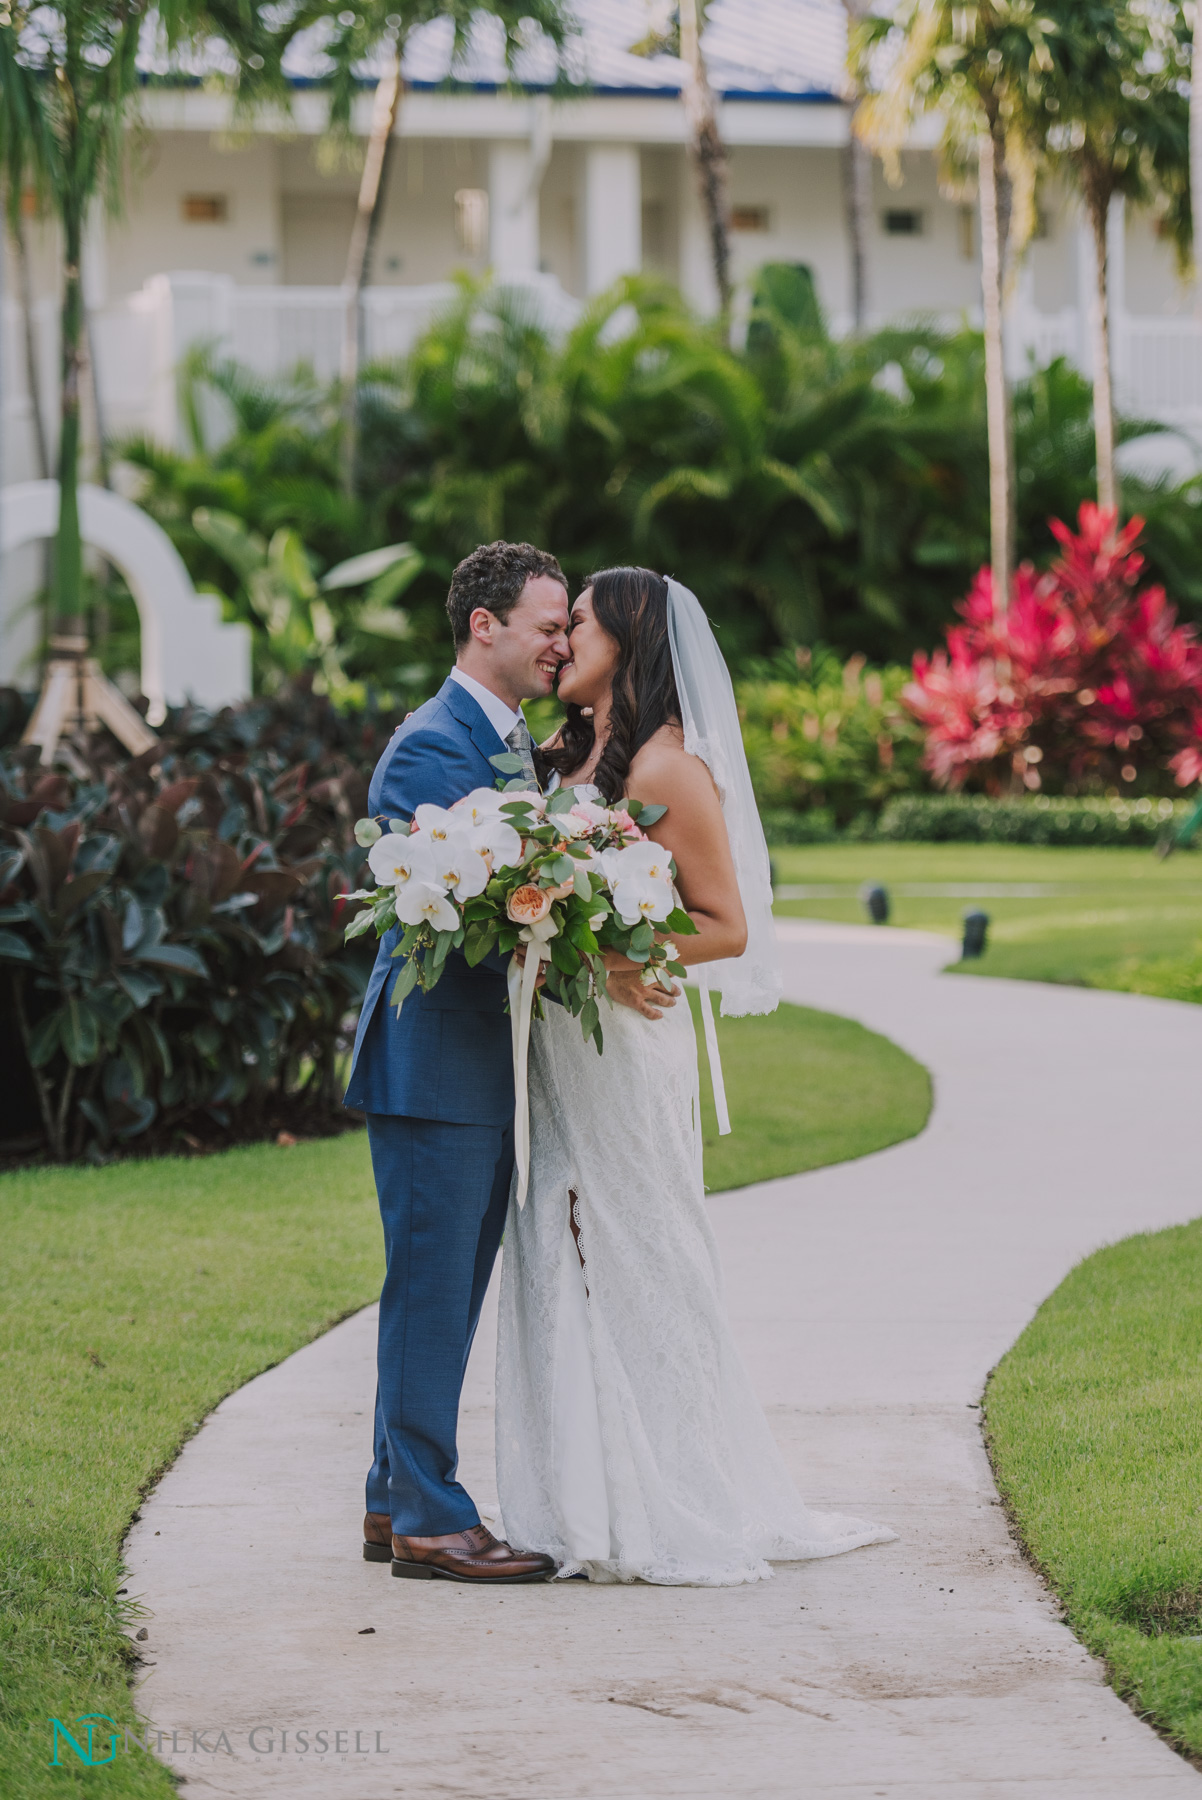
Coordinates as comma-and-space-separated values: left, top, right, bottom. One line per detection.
904, 504, 1202, 794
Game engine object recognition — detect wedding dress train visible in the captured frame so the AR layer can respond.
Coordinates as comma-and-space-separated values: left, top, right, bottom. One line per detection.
494, 992, 896, 1586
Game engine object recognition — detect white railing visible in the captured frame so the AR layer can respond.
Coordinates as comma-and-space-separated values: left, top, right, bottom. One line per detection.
6, 274, 1202, 475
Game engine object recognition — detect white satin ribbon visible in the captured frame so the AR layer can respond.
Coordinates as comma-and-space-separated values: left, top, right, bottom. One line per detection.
508, 919, 557, 1209
696, 971, 731, 1136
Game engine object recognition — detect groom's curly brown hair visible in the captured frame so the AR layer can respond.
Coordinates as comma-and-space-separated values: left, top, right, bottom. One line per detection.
446, 541, 566, 647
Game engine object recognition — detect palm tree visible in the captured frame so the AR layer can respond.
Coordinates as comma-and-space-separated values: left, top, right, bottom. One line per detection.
840, 0, 873, 333
284, 0, 572, 494
629, 1, 732, 322
679, 0, 733, 323
1033, 1, 1190, 514
0, 1, 287, 758
851, 1, 1052, 611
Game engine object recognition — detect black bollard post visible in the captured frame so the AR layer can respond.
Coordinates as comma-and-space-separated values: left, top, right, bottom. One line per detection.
961, 908, 989, 959
861, 882, 890, 925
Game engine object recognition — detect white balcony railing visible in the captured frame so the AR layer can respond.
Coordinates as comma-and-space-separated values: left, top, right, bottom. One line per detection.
4, 272, 1202, 488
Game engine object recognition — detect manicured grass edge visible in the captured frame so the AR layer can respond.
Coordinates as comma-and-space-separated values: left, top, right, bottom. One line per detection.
980, 1372, 1202, 1774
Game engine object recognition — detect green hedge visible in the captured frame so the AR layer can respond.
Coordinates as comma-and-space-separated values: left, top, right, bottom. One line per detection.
759, 806, 841, 846
760, 793, 1192, 846
874, 793, 1188, 846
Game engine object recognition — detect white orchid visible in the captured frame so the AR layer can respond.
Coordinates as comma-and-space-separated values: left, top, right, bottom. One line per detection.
606, 839, 674, 886
470, 817, 523, 871
395, 880, 460, 932
430, 833, 491, 902
412, 802, 459, 843
367, 832, 436, 890
451, 788, 506, 830
611, 877, 674, 927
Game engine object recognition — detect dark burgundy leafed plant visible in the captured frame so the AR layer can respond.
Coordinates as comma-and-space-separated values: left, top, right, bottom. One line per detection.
0, 685, 390, 1163
904, 504, 1202, 795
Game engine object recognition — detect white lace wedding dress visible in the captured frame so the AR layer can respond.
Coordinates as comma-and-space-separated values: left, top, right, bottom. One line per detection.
494, 989, 897, 1586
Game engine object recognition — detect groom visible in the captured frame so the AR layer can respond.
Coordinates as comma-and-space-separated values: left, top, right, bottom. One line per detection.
345, 540, 570, 1582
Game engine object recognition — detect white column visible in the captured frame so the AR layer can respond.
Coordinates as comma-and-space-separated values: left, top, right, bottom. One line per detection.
581, 144, 642, 295
489, 141, 540, 279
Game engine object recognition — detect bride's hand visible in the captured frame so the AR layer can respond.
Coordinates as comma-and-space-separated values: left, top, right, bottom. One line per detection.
605, 961, 679, 1021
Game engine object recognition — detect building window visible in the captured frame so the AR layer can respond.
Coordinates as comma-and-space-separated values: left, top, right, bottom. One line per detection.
182, 195, 228, 223
455, 188, 489, 256
731, 206, 770, 232
883, 208, 923, 236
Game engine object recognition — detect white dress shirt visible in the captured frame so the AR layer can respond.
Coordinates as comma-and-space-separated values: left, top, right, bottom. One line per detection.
448, 666, 525, 745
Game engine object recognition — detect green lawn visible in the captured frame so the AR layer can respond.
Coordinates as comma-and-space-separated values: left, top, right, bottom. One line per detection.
985, 1222, 1202, 1761
0, 1000, 929, 1798
772, 841, 1202, 998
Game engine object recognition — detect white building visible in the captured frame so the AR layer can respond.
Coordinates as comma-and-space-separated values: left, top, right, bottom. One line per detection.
2, 0, 1200, 678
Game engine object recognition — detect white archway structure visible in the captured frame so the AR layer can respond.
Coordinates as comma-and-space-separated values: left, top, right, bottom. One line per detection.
0, 480, 251, 724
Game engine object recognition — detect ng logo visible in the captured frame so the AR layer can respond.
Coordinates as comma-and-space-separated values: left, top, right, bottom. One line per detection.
49, 1715, 119, 1766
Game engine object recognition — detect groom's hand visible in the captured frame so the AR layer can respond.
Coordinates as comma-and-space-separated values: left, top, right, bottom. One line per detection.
512, 943, 548, 990
606, 964, 679, 1021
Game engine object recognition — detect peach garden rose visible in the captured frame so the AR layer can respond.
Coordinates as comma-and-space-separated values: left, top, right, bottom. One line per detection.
506, 884, 553, 926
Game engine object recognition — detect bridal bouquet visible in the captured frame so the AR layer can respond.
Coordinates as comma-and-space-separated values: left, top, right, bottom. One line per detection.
344, 758, 697, 1054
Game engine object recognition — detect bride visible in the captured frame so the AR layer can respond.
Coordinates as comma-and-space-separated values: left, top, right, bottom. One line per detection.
494, 566, 895, 1585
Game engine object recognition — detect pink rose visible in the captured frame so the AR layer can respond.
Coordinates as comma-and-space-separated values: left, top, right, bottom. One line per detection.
507, 884, 553, 925
611, 810, 643, 839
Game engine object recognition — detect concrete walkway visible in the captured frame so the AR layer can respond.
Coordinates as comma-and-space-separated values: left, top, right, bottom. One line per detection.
124, 924, 1202, 1798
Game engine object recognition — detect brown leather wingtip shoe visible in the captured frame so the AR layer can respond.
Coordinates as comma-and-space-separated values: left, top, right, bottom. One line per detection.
363, 1511, 393, 1563
391, 1523, 557, 1583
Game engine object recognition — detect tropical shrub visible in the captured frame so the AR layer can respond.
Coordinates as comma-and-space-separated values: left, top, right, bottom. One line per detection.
874, 792, 1187, 846
905, 505, 1202, 796
113, 271, 1202, 703
0, 686, 390, 1163
738, 648, 925, 826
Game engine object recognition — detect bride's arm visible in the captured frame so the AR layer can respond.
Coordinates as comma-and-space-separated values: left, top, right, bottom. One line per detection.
624, 736, 748, 968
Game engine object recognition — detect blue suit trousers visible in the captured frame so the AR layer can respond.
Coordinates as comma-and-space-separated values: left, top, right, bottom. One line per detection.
364, 1113, 514, 1535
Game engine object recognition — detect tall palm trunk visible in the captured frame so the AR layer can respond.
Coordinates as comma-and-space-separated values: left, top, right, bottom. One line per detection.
340, 43, 403, 495
55, 183, 84, 631
843, 133, 872, 333
978, 125, 1015, 610
10, 214, 51, 479
679, 0, 732, 322
1083, 169, 1117, 515
1194, 11, 1202, 321
841, 0, 871, 333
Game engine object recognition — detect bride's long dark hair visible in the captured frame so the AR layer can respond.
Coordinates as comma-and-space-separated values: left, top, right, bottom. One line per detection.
539, 566, 681, 802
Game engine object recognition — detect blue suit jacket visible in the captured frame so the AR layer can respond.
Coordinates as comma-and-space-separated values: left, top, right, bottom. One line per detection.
343, 677, 515, 1126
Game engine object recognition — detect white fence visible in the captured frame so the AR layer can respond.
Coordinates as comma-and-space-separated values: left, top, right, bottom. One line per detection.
5, 271, 1202, 484
1, 271, 583, 479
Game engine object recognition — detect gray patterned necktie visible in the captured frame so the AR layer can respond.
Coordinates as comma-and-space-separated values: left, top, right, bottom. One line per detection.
505, 716, 539, 789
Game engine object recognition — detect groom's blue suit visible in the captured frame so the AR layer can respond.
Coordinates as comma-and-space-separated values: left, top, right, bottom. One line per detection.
345, 676, 515, 1536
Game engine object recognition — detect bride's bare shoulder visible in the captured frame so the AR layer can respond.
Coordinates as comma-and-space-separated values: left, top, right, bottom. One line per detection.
626, 723, 718, 802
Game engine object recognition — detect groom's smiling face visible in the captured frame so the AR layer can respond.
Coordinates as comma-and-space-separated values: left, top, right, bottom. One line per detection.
476, 574, 570, 705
